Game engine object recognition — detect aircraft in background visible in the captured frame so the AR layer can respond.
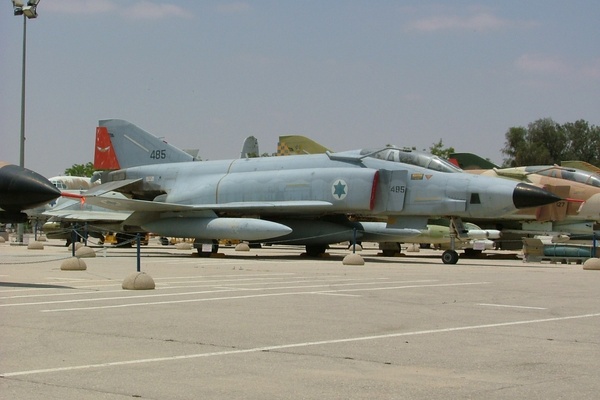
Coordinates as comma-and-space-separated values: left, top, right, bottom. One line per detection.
448, 153, 600, 241
23, 175, 105, 244
561, 161, 600, 175
49, 176, 97, 191
85, 119, 560, 264
0, 162, 61, 223
277, 135, 332, 156
449, 153, 600, 188
39, 191, 132, 245
240, 136, 260, 158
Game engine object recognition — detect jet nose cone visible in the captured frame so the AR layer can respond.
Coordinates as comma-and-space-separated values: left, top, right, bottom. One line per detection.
0, 164, 61, 211
512, 183, 562, 209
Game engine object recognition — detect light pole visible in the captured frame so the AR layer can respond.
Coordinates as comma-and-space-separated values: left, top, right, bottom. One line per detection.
12, 0, 40, 244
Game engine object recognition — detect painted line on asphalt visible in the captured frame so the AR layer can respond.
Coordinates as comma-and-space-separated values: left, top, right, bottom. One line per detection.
0, 277, 393, 300
38, 282, 486, 312
478, 303, 547, 310
3, 312, 599, 378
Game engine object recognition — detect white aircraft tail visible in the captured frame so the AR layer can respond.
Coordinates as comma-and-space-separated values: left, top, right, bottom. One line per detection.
240, 136, 259, 158
95, 119, 195, 170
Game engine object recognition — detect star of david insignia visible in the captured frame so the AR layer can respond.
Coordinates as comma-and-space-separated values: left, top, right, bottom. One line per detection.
332, 180, 347, 200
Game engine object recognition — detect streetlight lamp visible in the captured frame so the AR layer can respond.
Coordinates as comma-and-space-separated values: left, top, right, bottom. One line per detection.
11, 0, 40, 244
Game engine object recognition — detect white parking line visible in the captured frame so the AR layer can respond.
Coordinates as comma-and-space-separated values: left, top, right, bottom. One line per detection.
0, 277, 387, 300
39, 282, 488, 313
478, 303, 547, 310
3, 312, 599, 378
0, 279, 436, 307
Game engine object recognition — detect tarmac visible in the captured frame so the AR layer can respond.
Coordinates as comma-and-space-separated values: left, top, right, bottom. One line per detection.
1, 237, 600, 399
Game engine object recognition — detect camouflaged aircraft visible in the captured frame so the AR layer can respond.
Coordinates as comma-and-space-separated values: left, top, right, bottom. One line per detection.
449, 153, 600, 237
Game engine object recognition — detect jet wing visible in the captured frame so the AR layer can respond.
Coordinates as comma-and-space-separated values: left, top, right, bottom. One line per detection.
83, 194, 333, 214
42, 196, 131, 222
43, 209, 129, 222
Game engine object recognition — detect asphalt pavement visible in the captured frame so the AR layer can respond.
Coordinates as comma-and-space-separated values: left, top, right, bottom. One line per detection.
1, 238, 599, 399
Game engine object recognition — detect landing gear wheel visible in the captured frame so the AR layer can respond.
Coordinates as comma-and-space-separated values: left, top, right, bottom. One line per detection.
116, 233, 132, 248
442, 250, 459, 264
305, 245, 327, 257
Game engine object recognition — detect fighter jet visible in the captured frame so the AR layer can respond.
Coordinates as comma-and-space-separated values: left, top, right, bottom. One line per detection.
449, 153, 600, 237
87, 119, 560, 264
0, 162, 61, 223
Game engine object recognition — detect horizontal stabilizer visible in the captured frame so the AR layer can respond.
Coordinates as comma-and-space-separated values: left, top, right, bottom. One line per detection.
83, 179, 143, 197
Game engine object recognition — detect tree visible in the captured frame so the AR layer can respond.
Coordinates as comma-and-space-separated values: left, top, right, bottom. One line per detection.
501, 118, 600, 167
428, 139, 455, 159
563, 120, 600, 165
64, 162, 95, 177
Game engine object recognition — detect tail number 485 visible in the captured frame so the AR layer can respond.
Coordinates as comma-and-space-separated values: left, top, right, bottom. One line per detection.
150, 149, 166, 159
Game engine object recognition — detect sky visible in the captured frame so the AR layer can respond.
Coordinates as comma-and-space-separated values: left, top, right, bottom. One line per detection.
1, 1, 599, 177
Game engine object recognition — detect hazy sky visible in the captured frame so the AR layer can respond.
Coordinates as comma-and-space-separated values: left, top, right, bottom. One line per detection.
1, 1, 599, 177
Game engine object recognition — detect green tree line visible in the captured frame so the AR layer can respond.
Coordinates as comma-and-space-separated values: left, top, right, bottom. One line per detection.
502, 118, 600, 167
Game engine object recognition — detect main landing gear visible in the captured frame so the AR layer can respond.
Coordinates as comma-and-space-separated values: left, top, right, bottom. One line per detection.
441, 249, 459, 264
441, 217, 467, 265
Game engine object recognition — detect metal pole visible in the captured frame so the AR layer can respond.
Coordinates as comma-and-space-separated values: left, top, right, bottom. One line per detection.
17, 15, 27, 244
71, 228, 76, 257
20, 16, 26, 169
136, 233, 141, 272
352, 228, 357, 254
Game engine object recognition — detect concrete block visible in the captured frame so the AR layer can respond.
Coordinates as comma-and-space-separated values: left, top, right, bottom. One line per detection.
122, 272, 155, 290
61, 257, 87, 271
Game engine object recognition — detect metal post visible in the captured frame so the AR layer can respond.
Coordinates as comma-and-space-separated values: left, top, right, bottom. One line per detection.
352, 228, 357, 254
136, 233, 141, 272
16, 16, 27, 244
71, 228, 76, 257
20, 16, 26, 170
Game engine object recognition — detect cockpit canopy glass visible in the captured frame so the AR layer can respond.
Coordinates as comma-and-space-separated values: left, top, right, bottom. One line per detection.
524, 166, 600, 188
360, 146, 463, 173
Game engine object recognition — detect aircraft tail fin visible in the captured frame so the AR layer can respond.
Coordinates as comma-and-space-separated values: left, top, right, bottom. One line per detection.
241, 136, 259, 158
97, 119, 195, 169
94, 127, 121, 170
561, 161, 600, 174
277, 135, 332, 156
448, 153, 499, 170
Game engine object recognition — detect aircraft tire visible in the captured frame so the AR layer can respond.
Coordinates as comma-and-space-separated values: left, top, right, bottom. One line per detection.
116, 233, 132, 248
305, 245, 327, 257
442, 250, 459, 264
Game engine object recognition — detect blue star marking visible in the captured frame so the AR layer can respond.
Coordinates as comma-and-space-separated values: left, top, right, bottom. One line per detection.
332, 180, 347, 199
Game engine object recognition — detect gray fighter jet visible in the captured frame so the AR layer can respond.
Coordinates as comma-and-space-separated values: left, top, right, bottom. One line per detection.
87, 120, 560, 264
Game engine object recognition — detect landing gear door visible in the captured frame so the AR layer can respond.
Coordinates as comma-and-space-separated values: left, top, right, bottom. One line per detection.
375, 169, 407, 213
